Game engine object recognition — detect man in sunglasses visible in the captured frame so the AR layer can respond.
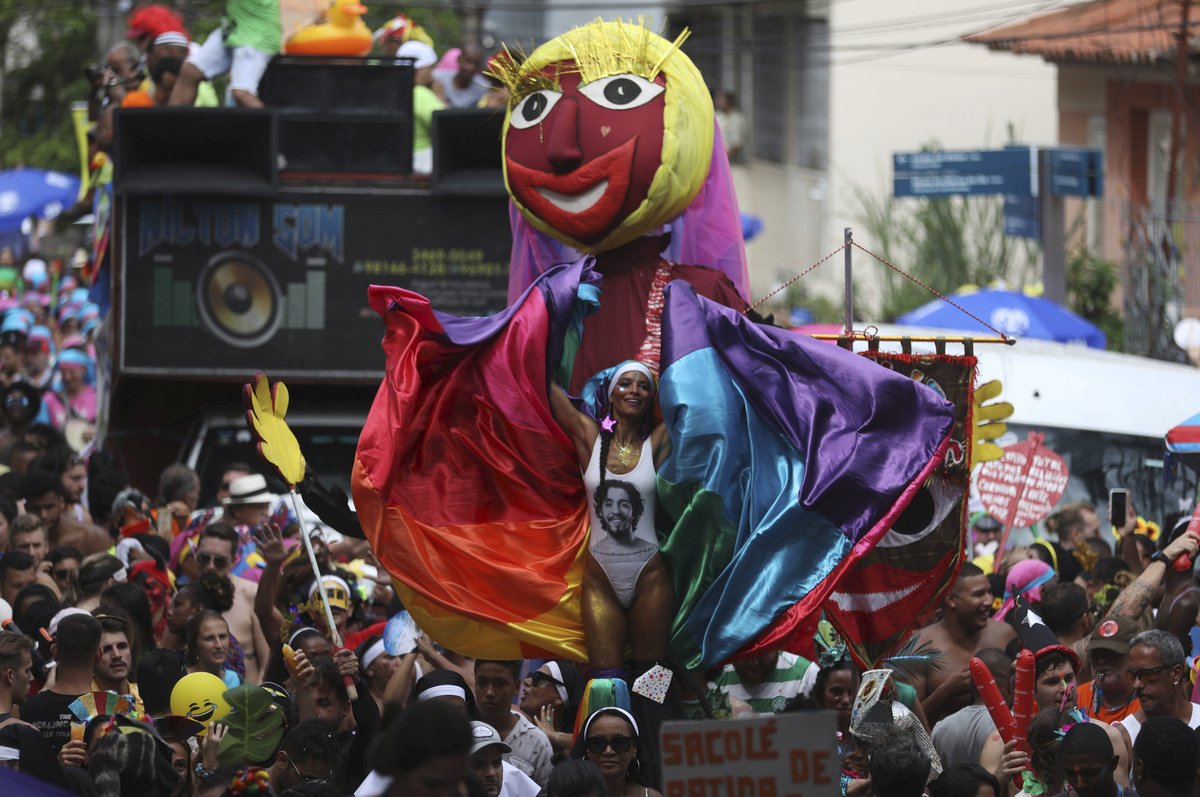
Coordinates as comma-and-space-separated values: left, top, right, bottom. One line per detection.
1115, 629, 1200, 763
266, 719, 337, 792
197, 523, 269, 684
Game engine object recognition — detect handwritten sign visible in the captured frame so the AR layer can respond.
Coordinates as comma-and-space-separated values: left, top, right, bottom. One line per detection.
976, 434, 1069, 530
661, 712, 839, 797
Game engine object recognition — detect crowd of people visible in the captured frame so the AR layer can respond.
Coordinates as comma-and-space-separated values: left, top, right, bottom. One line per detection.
22, 3, 1199, 797
0, 340, 1194, 797
83, 3, 508, 178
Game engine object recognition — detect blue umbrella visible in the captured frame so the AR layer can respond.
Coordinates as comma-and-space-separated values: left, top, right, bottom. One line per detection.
0, 168, 81, 233
895, 287, 1106, 348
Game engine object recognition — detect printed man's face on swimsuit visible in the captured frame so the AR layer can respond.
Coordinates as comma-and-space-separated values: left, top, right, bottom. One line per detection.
602, 485, 634, 539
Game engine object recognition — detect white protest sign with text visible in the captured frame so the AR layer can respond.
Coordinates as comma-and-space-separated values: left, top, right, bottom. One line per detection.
661, 711, 839, 797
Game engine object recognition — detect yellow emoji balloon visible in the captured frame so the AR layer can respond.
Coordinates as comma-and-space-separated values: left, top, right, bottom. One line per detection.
170, 672, 231, 733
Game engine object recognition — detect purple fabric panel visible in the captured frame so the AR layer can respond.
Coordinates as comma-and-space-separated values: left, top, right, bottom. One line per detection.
428, 259, 597, 347
663, 281, 956, 541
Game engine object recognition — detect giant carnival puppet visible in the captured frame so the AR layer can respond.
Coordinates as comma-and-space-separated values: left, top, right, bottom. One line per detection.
350, 19, 960, 714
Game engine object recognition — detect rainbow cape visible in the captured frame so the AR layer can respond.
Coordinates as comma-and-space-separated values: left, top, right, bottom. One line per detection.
353, 259, 955, 667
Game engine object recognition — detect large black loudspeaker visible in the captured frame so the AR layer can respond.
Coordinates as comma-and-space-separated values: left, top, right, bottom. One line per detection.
114, 107, 277, 196
259, 56, 414, 176
432, 108, 506, 197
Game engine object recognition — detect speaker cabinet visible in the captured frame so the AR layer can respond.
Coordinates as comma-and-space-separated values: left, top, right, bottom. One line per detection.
114, 107, 277, 196
260, 56, 414, 176
259, 56, 413, 116
277, 115, 412, 175
431, 107, 506, 197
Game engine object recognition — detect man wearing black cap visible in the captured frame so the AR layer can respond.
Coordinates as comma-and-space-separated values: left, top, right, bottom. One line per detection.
1075, 615, 1141, 723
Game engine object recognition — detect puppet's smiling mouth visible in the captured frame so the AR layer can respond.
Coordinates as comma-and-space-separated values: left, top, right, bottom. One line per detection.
536, 180, 609, 214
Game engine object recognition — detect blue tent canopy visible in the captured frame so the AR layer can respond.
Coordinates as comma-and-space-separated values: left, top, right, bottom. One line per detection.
895, 287, 1106, 348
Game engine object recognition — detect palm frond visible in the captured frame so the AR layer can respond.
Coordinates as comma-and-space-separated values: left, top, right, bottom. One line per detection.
883, 635, 944, 684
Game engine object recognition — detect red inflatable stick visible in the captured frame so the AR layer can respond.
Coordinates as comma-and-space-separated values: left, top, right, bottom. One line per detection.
1012, 649, 1036, 747
1171, 502, 1200, 571
971, 655, 1027, 788
970, 656, 1015, 741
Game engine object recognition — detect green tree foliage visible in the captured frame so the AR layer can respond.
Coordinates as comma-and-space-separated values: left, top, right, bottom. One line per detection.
853, 179, 1040, 322
852, 135, 1042, 322
782, 283, 846, 325
1067, 248, 1123, 351
0, 3, 96, 171
0, 1, 226, 172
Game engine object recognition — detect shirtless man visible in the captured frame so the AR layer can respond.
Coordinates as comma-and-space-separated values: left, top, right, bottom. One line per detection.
914, 562, 1016, 726
19, 470, 110, 555
197, 523, 269, 684
1153, 519, 1199, 654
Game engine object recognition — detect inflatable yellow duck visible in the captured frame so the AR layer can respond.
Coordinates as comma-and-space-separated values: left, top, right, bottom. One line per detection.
285, 0, 373, 56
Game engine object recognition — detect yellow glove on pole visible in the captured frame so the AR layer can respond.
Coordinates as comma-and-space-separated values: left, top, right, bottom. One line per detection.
243, 373, 358, 701
971, 380, 1014, 469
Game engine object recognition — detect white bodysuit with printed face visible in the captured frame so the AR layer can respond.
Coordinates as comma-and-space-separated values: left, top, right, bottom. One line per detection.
582, 436, 659, 608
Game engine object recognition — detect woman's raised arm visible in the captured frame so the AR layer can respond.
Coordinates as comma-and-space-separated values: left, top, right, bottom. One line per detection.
550, 383, 599, 468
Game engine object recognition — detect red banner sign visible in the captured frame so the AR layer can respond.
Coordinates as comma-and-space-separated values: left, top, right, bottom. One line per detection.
976, 433, 1069, 531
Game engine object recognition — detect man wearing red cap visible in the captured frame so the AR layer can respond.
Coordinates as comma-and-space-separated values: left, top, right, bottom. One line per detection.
125, 4, 189, 51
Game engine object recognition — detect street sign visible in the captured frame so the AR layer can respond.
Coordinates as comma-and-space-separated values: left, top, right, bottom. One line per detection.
1045, 148, 1104, 197
1004, 194, 1040, 239
661, 712, 839, 797
893, 147, 1036, 198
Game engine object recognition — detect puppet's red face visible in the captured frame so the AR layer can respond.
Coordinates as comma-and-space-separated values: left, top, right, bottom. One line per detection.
504, 66, 667, 246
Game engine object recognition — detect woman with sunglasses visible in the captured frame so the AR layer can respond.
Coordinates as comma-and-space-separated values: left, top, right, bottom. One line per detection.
521, 661, 583, 753
0, 380, 41, 453
577, 708, 661, 797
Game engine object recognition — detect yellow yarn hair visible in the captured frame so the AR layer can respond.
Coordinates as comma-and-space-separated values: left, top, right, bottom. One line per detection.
499, 18, 715, 254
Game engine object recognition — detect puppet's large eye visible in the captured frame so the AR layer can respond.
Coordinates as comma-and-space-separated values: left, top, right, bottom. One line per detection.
509, 90, 562, 129
579, 74, 663, 110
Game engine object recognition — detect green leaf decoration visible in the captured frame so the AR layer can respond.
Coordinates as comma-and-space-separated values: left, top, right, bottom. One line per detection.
217, 685, 287, 768
883, 635, 944, 684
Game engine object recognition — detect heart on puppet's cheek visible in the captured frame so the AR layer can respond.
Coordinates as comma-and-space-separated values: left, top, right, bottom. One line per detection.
600, 125, 611, 138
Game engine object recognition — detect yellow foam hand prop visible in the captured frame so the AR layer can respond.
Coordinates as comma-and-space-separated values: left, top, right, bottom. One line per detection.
971, 379, 1013, 468
243, 372, 306, 487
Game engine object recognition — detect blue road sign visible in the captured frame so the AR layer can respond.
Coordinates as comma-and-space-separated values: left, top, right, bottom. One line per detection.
1004, 194, 1040, 239
893, 147, 1036, 198
1045, 148, 1104, 197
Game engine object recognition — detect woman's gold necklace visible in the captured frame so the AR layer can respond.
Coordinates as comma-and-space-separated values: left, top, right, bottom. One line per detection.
610, 438, 640, 471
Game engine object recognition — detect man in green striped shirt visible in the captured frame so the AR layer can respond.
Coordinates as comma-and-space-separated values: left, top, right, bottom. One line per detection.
710, 651, 812, 714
